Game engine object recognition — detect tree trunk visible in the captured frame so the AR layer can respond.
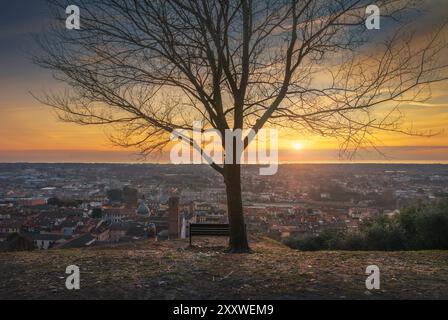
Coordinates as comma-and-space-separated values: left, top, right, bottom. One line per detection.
224, 164, 250, 253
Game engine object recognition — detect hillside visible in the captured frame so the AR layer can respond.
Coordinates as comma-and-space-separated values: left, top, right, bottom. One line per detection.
0, 236, 447, 300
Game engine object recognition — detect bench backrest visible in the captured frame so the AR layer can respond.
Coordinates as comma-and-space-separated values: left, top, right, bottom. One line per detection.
189, 223, 230, 236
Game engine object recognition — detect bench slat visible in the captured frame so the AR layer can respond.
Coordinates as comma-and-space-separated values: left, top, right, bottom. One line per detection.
190, 224, 229, 228
189, 223, 230, 245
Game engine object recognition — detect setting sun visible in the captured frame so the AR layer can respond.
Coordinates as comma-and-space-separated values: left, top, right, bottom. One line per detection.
294, 143, 303, 151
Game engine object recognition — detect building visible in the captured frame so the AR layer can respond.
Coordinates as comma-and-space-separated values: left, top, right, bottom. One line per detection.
123, 186, 138, 208
25, 233, 66, 250
136, 201, 151, 216
102, 208, 136, 223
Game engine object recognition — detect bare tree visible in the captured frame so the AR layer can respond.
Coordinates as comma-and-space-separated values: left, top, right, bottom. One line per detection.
34, 0, 448, 252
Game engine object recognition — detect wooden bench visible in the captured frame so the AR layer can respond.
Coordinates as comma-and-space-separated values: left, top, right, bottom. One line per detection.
189, 223, 230, 246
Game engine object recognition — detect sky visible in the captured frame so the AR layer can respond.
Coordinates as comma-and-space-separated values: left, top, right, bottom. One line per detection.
0, 0, 447, 163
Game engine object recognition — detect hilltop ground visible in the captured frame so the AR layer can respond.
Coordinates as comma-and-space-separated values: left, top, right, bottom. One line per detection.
0, 236, 447, 300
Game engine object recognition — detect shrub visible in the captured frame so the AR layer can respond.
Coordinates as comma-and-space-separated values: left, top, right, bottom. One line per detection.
284, 199, 448, 251
341, 232, 365, 251
4, 233, 35, 252
399, 200, 448, 249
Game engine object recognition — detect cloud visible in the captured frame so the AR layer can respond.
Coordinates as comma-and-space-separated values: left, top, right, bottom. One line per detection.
408, 102, 448, 107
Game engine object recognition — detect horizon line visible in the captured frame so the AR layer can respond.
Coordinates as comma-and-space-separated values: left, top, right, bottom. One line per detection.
1, 161, 448, 165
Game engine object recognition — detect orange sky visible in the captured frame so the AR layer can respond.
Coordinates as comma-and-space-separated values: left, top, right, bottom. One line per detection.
0, 0, 447, 163
2, 78, 446, 162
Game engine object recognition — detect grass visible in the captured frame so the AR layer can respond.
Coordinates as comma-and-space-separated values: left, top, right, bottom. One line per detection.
0, 235, 447, 300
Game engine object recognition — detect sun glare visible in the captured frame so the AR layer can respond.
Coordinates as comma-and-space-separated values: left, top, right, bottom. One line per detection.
294, 143, 303, 151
